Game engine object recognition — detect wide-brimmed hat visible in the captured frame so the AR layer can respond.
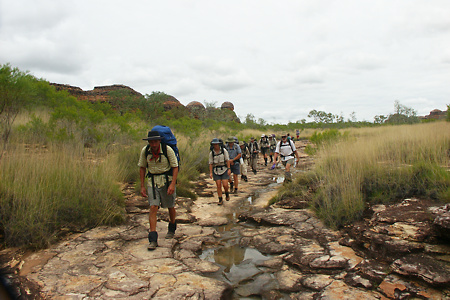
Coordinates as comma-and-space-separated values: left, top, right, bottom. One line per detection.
142, 130, 162, 141
211, 138, 222, 144
225, 136, 235, 143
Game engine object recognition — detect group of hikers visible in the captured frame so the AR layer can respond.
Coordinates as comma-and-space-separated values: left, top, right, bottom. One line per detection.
138, 128, 299, 250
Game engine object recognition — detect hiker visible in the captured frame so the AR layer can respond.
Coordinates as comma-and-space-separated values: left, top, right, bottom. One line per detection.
268, 134, 277, 163
209, 138, 231, 205
239, 141, 249, 182
272, 133, 299, 183
139, 130, 179, 251
225, 136, 242, 193
296, 129, 300, 141
259, 134, 270, 166
248, 137, 259, 174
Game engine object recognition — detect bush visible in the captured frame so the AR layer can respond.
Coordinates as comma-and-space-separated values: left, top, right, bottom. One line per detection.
276, 123, 450, 229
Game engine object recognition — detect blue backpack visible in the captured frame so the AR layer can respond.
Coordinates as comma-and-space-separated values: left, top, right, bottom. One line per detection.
147, 125, 180, 165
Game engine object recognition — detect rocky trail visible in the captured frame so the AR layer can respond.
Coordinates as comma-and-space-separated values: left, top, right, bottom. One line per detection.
1, 140, 450, 299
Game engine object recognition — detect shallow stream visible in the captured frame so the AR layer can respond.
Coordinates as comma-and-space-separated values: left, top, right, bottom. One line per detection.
199, 179, 284, 298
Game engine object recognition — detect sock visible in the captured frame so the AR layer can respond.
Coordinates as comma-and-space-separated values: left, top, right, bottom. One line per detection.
148, 231, 158, 243
168, 222, 177, 233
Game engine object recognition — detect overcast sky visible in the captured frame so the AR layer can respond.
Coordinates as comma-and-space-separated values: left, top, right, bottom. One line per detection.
1, 1, 449, 124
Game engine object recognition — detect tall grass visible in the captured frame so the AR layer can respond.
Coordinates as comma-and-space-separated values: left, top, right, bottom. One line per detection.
284, 122, 450, 229
0, 144, 126, 248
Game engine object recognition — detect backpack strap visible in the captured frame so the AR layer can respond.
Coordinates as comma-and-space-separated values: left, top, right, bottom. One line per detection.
211, 147, 226, 170
145, 143, 173, 199
279, 140, 295, 158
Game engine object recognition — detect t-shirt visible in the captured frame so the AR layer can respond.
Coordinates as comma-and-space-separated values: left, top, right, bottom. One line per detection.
138, 144, 178, 188
225, 143, 241, 162
209, 148, 230, 175
275, 140, 296, 161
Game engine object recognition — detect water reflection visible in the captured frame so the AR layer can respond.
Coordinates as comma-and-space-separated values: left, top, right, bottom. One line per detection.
214, 244, 245, 273
201, 244, 270, 274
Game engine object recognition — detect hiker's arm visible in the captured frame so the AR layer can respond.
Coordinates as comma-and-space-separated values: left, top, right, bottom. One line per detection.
227, 160, 231, 175
140, 167, 147, 197
167, 167, 178, 195
209, 164, 213, 179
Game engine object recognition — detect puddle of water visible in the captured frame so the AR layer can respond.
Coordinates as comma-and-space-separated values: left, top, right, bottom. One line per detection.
199, 245, 270, 275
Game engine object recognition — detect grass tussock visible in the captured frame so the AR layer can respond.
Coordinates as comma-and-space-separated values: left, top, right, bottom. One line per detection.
276, 122, 450, 229
0, 144, 126, 249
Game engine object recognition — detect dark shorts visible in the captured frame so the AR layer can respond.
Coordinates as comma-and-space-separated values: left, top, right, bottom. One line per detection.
213, 172, 230, 181
230, 163, 240, 175
261, 147, 269, 155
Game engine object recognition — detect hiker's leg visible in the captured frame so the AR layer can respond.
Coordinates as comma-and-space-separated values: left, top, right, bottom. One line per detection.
168, 207, 176, 224
285, 162, 291, 173
234, 173, 239, 190
215, 180, 223, 197
223, 179, 229, 192
149, 205, 159, 232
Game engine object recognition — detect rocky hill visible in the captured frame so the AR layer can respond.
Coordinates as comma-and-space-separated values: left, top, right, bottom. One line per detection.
50, 83, 240, 122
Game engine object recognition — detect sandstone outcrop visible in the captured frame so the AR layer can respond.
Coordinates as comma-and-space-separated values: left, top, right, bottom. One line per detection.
50, 83, 241, 122
186, 101, 206, 119
50, 83, 143, 102
221, 101, 234, 111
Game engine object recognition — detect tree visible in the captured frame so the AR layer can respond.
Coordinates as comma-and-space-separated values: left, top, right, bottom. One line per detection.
308, 110, 335, 123
374, 115, 387, 124
386, 100, 419, 124
0, 64, 35, 158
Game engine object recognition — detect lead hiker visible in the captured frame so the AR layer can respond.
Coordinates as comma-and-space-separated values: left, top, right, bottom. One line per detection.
248, 137, 259, 174
209, 138, 231, 205
272, 133, 299, 183
138, 130, 179, 251
225, 136, 242, 193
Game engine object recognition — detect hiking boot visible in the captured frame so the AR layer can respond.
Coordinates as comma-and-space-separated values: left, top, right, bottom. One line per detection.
233, 189, 238, 194
225, 192, 230, 201
230, 181, 234, 192
253, 170, 257, 174
165, 231, 175, 239
147, 241, 158, 251
243, 175, 248, 182
218, 196, 223, 205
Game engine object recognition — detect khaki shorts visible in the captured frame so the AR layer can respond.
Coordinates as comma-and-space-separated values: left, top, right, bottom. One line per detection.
147, 183, 176, 208
282, 158, 295, 167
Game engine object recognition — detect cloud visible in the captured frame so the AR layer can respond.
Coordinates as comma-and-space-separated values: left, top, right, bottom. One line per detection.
189, 57, 254, 92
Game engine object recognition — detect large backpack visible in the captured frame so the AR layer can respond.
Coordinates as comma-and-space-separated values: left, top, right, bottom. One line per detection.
145, 125, 180, 165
